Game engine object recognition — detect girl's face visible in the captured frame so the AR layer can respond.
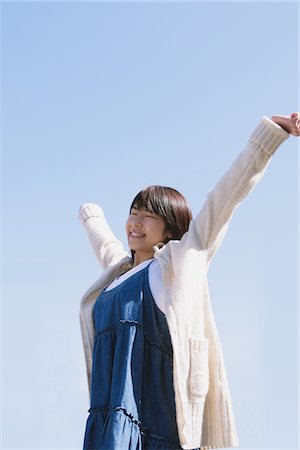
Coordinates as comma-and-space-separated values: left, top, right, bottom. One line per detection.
126, 207, 171, 263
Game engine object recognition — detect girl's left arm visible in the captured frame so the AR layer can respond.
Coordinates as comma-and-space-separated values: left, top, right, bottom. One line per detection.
182, 113, 299, 266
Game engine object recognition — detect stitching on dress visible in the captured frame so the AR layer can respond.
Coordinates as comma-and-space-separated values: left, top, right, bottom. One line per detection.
88, 405, 180, 445
94, 320, 173, 359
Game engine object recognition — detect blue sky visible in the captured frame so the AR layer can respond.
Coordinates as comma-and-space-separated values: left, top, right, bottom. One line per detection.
2, 2, 299, 449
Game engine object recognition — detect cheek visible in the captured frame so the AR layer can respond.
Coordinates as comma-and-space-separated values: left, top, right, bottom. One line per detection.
152, 224, 167, 240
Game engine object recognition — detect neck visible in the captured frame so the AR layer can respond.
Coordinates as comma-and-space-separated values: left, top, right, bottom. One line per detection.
132, 251, 154, 268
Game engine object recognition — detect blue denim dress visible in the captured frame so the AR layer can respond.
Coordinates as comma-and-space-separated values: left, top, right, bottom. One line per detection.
83, 261, 198, 450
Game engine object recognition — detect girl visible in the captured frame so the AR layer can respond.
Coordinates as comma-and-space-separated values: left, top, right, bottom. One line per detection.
78, 113, 300, 450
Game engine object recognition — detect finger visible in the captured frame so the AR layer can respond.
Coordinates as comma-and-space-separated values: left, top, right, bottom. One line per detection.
291, 118, 297, 127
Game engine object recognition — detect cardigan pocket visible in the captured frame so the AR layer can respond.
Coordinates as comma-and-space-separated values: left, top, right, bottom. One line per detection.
188, 337, 209, 400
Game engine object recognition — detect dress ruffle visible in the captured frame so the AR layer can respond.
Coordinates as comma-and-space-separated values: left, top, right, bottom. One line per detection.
84, 406, 184, 450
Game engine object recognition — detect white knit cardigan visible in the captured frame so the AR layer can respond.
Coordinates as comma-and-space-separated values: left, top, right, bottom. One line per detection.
78, 117, 289, 449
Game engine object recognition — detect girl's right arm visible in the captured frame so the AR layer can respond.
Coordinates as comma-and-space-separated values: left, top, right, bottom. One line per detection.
78, 203, 129, 269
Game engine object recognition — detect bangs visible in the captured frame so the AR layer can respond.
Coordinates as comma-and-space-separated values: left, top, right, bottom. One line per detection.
130, 187, 168, 217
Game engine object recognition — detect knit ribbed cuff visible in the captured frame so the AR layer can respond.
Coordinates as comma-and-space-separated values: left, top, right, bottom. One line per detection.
181, 400, 206, 449
78, 203, 103, 224
249, 116, 289, 156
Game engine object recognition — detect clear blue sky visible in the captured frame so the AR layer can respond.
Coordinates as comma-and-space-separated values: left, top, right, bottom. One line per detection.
2, 2, 298, 449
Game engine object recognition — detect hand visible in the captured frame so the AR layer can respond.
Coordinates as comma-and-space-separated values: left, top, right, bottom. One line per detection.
271, 112, 300, 136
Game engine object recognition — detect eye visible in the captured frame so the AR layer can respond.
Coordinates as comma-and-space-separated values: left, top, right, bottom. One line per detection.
145, 214, 156, 219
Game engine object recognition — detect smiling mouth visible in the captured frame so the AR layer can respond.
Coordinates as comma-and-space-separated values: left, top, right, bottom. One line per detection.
130, 231, 146, 238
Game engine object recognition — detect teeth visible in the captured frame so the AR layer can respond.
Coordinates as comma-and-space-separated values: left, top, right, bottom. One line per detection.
131, 231, 145, 237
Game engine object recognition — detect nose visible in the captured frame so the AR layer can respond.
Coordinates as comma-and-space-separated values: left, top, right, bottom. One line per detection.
130, 214, 143, 227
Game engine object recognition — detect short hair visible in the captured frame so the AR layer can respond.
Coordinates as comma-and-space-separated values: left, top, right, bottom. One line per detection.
129, 185, 193, 244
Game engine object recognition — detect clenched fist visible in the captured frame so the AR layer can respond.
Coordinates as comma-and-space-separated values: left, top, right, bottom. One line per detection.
271, 112, 300, 136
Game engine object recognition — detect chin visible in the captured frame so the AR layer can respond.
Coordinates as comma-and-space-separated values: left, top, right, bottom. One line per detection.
127, 243, 139, 252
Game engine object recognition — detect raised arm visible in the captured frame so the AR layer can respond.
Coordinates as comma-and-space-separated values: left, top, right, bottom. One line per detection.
78, 203, 129, 269
178, 114, 298, 266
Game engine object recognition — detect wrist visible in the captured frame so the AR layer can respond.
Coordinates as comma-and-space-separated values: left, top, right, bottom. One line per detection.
78, 203, 103, 223
271, 115, 289, 133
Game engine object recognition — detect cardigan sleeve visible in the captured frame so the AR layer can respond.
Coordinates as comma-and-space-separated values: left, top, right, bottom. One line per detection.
78, 203, 129, 269
187, 116, 289, 264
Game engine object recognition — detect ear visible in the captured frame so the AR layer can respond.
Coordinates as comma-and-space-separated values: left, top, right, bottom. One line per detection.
166, 229, 173, 240
163, 225, 173, 243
